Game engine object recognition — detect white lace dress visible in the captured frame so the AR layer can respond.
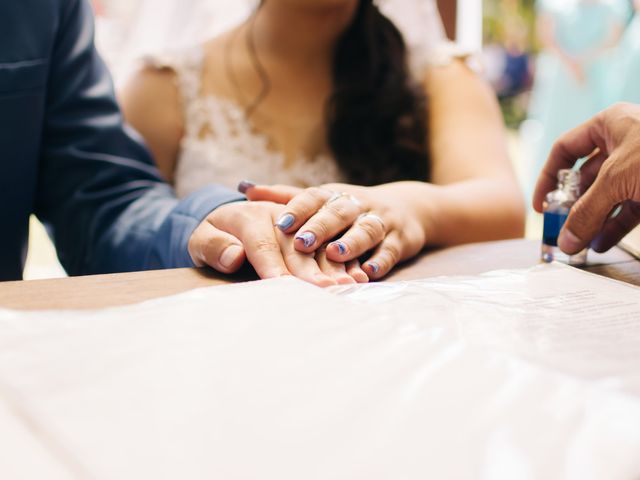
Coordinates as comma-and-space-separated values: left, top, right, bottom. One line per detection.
145, 3, 469, 198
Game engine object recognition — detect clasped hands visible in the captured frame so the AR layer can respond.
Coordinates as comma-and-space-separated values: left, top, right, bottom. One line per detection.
188, 182, 426, 286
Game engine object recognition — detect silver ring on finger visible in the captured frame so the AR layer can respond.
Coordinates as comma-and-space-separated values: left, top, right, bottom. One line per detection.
322, 192, 362, 211
319, 191, 342, 211
326, 191, 347, 204
358, 212, 386, 231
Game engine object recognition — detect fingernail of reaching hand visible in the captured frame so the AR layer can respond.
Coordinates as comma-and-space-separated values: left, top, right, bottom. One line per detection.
220, 245, 243, 269
590, 234, 608, 253
331, 241, 348, 256
237, 180, 256, 194
296, 232, 316, 248
275, 213, 296, 231
558, 229, 581, 254
367, 262, 380, 274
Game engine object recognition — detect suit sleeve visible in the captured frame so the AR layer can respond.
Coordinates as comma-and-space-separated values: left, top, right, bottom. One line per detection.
35, 0, 244, 275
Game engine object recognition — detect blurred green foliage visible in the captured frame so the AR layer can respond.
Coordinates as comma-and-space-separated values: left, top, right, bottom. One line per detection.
483, 0, 537, 127
483, 0, 537, 51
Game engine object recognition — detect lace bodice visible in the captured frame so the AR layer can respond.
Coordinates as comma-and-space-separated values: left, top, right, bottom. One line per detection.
147, 48, 345, 198
145, 5, 470, 198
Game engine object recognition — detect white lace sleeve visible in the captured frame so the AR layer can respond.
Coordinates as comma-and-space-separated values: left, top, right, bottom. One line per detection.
378, 0, 478, 76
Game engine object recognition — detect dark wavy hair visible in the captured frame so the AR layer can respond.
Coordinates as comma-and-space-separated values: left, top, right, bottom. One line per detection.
233, 0, 430, 185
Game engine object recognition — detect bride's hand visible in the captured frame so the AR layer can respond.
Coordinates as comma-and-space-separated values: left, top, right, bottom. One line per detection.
242, 182, 426, 280
188, 200, 368, 286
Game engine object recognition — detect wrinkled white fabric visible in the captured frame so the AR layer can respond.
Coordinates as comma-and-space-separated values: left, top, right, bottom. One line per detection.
1, 264, 640, 478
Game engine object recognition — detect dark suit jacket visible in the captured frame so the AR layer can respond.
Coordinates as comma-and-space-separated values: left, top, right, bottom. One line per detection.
0, 0, 243, 281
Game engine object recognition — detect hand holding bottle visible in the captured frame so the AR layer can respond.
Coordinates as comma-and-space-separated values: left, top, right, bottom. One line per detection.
533, 103, 640, 255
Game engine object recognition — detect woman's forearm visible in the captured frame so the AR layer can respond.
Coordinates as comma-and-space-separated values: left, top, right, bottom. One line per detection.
419, 56, 525, 248
374, 178, 525, 248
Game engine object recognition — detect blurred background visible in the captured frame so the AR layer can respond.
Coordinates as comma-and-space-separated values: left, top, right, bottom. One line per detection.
24, 0, 640, 279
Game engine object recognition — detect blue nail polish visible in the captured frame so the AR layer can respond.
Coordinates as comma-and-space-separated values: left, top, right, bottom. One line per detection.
368, 262, 380, 274
332, 241, 347, 255
276, 213, 295, 231
238, 180, 256, 194
541, 169, 588, 265
296, 232, 316, 248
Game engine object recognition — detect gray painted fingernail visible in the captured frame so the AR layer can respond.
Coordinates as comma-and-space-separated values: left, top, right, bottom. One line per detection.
296, 232, 316, 248
238, 180, 256, 194
367, 262, 380, 274
331, 241, 348, 256
275, 213, 296, 231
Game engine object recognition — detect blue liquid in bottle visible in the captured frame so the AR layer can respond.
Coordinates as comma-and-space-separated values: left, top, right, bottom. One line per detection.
541, 169, 588, 265
543, 211, 568, 247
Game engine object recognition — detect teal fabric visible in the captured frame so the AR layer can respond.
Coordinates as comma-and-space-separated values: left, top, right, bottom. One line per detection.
617, 13, 640, 103
527, 0, 630, 189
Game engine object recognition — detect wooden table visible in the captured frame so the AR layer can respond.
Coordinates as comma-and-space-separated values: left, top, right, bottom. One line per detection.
0, 239, 638, 311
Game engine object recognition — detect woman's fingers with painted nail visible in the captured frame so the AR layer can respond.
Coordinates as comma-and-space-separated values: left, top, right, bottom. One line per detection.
276, 187, 355, 234
362, 231, 405, 280
325, 213, 387, 262
293, 194, 364, 252
271, 187, 335, 234
238, 179, 257, 195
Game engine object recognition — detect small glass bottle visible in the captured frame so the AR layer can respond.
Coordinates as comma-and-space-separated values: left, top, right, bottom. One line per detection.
541, 169, 588, 265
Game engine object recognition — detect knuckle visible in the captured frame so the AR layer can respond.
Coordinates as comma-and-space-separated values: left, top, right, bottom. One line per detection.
204, 233, 222, 252
598, 161, 617, 183
253, 238, 281, 255
285, 249, 312, 263
569, 198, 590, 223
306, 187, 329, 204
326, 203, 352, 225
399, 224, 425, 254
609, 102, 630, 117
207, 203, 236, 225
612, 102, 639, 118
359, 220, 383, 245
610, 104, 640, 137
309, 220, 331, 239
382, 242, 402, 264
597, 162, 626, 201
236, 201, 263, 220
550, 137, 570, 161
344, 235, 364, 253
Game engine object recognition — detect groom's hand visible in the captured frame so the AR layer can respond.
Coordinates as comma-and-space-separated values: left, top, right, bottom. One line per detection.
188, 202, 366, 286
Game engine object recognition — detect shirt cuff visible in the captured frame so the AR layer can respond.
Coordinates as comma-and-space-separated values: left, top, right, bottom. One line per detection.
153, 185, 246, 269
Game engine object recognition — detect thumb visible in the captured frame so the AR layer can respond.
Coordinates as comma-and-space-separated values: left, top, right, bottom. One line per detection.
239, 183, 302, 204
558, 168, 619, 255
188, 221, 246, 273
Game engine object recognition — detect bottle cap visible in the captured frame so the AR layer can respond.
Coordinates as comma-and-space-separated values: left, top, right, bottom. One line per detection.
558, 169, 580, 189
